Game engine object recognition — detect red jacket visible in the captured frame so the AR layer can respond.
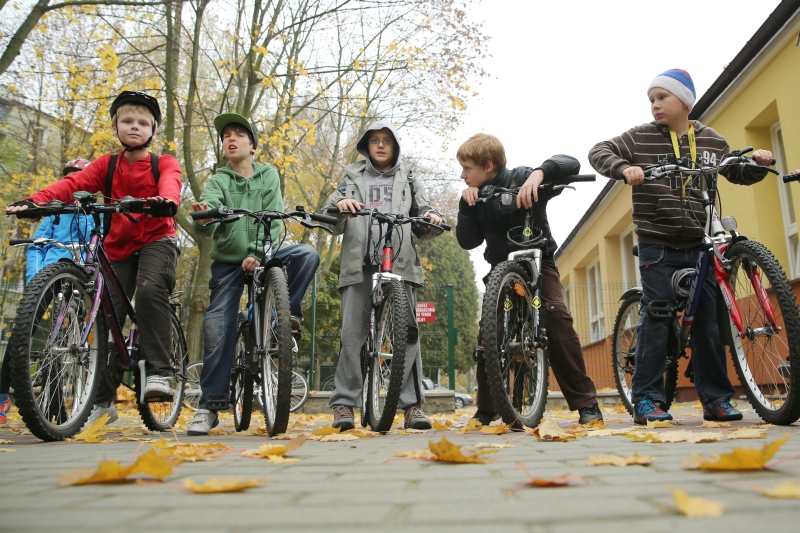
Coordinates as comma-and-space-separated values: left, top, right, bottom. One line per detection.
30, 152, 182, 261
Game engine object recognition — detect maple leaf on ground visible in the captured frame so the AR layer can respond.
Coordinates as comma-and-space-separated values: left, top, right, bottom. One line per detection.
72, 413, 111, 443
474, 442, 514, 449
182, 477, 266, 493
428, 437, 497, 463
320, 433, 359, 442
669, 487, 724, 518
456, 418, 482, 434
312, 426, 341, 437
57, 449, 178, 486
586, 428, 638, 437
271, 432, 310, 440
646, 419, 674, 428
508, 462, 585, 494
755, 481, 800, 498
627, 430, 722, 444
587, 451, 656, 467
480, 423, 510, 435
727, 428, 767, 440
242, 434, 307, 459
682, 433, 790, 471
700, 420, 731, 428
531, 419, 575, 441
267, 455, 300, 464
393, 449, 436, 460
349, 429, 380, 438
583, 419, 607, 430
431, 419, 451, 431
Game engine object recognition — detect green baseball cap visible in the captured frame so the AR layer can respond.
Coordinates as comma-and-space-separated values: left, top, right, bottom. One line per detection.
214, 113, 257, 149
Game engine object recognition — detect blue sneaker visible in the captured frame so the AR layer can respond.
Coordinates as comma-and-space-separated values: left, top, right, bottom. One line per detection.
704, 400, 743, 421
633, 396, 673, 425
0, 393, 10, 424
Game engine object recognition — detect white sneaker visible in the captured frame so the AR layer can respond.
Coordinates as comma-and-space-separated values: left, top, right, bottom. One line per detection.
81, 403, 118, 431
187, 409, 219, 436
144, 376, 172, 398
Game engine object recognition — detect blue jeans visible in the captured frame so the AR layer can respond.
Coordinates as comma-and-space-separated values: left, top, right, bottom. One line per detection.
199, 244, 320, 409
632, 244, 735, 409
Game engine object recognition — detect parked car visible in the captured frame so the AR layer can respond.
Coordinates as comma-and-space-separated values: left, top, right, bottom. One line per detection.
421, 378, 474, 409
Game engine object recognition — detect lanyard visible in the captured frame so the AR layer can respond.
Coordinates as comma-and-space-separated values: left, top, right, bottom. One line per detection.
669, 122, 696, 196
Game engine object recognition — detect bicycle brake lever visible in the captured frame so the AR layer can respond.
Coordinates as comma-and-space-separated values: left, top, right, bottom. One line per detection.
299, 220, 333, 234
551, 185, 576, 191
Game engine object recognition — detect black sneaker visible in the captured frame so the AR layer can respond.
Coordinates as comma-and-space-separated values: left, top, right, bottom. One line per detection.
472, 408, 500, 426
578, 403, 603, 424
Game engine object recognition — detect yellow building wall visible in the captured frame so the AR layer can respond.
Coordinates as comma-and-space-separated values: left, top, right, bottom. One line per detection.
705, 36, 800, 273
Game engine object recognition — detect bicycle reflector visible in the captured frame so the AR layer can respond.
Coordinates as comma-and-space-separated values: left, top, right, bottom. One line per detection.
721, 216, 737, 231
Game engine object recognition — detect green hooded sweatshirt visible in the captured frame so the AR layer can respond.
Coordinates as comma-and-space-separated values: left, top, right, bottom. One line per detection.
192, 161, 284, 263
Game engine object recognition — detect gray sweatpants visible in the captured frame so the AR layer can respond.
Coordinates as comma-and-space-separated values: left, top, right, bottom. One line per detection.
328, 268, 425, 410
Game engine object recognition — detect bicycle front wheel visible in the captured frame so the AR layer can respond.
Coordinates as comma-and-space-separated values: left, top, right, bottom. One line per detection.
725, 240, 800, 424
183, 361, 203, 410
289, 370, 308, 413
367, 279, 408, 432
259, 266, 293, 436
232, 324, 253, 431
139, 312, 187, 432
482, 262, 548, 428
8, 262, 106, 441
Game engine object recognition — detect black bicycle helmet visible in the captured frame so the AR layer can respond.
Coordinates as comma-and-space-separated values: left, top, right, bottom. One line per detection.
109, 90, 162, 152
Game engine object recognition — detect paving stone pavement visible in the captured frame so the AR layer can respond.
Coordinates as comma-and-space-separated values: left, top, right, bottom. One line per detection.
1, 402, 799, 533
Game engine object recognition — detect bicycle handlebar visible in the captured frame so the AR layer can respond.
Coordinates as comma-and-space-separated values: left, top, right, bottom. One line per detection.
476, 174, 596, 202
325, 208, 452, 232
784, 173, 800, 184
626, 148, 779, 183
191, 205, 338, 226
8, 196, 177, 219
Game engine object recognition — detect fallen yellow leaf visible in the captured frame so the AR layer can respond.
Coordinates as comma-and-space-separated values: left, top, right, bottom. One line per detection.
393, 449, 435, 460
646, 419, 674, 428
587, 451, 656, 467
670, 487, 724, 518
508, 462, 585, 494
727, 428, 767, 440
480, 423, 510, 435
431, 419, 452, 431
349, 429, 381, 438
428, 437, 497, 464
0, 439, 13, 444
312, 426, 341, 437
755, 481, 800, 499
627, 430, 722, 443
241, 434, 307, 459
0, 448, 16, 452
456, 418, 482, 434
73, 413, 111, 443
320, 433, 359, 442
586, 428, 639, 437
57, 449, 177, 486
531, 419, 575, 441
266, 455, 300, 464
584, 419, 607, 429
183, 477, 265, 493
700, 420, 731, 428
682, 433, 790, 471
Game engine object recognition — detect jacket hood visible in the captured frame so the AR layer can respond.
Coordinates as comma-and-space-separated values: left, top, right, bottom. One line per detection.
652, 120, 707, 138
355, 121, 401, 176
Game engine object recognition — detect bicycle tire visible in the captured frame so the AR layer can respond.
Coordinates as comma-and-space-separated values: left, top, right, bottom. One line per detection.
611, 291, 679, 415
289, 370, 308, 413
8, 262, 106, 441
183, 361, 203, 410
138, 312, 187, 432
481, 262, 548, 428
260, 266, 293, 436
725, 240, 800, 424
367, 279, 408, 432
360, 345, 369, 428
232, 324, 254, 431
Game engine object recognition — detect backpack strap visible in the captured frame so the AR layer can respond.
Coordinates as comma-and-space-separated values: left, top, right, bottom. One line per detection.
102, 153, 161, 237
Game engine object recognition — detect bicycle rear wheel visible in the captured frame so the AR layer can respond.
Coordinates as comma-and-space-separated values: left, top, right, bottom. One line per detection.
8, 262, 106, 441
725, 240, 800, 424
260, 266, 293, 436
232, 324, 253, 431
183, 362, 202, 410
138, 312, 187, 431
289, 370, 308, 413
367, 279, 408, 432
482, 262, 548, 428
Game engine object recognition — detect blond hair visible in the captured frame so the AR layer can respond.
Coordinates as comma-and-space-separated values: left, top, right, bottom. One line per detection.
112, 103, 157, 130
457, 133, 506, 169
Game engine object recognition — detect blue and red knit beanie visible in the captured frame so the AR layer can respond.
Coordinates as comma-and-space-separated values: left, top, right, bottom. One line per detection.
647, 69, 696, 111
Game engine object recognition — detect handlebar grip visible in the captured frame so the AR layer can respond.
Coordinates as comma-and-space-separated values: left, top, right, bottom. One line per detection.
9, 239, 34, 246
145, 201, 178, 218
784, 174, 800, 184
191, 206, 225, 220
567, 174, 596, 183
309, 212, 339, 225
12, 208, 47, 219
441, 223, 452, 232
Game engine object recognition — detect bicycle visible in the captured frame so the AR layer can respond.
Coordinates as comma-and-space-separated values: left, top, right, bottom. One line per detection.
475, 175, 596, 428
326, 209, 450, 432
190, 204, 334, 435
611, 148, 800, 424
6, 193, 187, 441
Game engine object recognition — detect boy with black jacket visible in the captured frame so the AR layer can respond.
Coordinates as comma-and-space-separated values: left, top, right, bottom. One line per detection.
456, 133, 602, 425
589, 69, 773, 424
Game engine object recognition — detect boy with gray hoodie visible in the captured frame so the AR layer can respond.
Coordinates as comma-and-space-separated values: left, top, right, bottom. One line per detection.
325, 121, 444, 430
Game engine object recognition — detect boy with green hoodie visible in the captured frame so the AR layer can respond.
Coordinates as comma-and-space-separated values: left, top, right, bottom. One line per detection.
187, 113, 320, 435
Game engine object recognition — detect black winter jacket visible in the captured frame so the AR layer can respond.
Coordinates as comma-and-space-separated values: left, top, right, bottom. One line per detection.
456, 155, 581, 268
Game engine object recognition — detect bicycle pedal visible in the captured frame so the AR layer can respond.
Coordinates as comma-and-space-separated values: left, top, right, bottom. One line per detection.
205, 393, 230, 411
472, 346, 484, 362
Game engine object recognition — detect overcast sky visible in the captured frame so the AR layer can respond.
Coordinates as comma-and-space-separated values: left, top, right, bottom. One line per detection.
441, 0, 782, 284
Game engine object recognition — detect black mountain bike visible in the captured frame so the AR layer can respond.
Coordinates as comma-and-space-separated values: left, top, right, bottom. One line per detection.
476, 174, 595, 428
7, 193, 186, 441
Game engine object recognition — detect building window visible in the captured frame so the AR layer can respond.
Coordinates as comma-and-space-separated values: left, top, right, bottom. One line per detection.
620, 226, 639, 289
587, 259, 604, 343
772, 121, 799, 279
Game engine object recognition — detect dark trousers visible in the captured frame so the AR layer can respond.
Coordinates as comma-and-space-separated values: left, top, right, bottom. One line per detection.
477, 261, 597, 412
96, 237, 179, 404
0, 348, 9, 394
633, 244, 735, 408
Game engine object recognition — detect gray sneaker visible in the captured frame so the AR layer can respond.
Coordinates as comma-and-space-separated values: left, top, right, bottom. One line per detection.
144, 376, 172, 398
332, 405, 355, 431
81, 403, 118, 431
187, 409, 219, 436
404, 405, 432, 430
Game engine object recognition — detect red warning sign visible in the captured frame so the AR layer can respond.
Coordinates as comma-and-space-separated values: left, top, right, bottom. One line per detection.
416, 302, 436, 323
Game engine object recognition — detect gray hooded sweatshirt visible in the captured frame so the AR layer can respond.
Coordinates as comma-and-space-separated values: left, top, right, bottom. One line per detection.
325, 121, 443, 288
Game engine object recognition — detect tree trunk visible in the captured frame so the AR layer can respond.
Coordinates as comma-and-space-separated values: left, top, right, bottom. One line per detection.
185, 235, 212, 362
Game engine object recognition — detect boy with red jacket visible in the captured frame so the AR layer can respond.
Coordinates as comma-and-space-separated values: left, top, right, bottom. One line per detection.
6, 91, 181, 427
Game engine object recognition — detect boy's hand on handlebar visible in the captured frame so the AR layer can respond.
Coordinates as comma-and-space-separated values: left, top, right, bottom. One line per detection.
461, 187, 480, 206
191, 201, 211, 226
423, 211, 442, 226
517, 169, 544, 209
145, 196, 174, 218
622, 166, 645, 186
752, 149, 774, 167
5, 201, 39, 221
336, 199, 364, 218
242, 257, 260, 272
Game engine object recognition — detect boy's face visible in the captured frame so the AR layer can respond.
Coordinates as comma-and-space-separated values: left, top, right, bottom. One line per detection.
222, 127, 255, 164
648, 87, 688, 127
367, 129, 395, 171
459, 158, 495, 188
112, 109, 156, 146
